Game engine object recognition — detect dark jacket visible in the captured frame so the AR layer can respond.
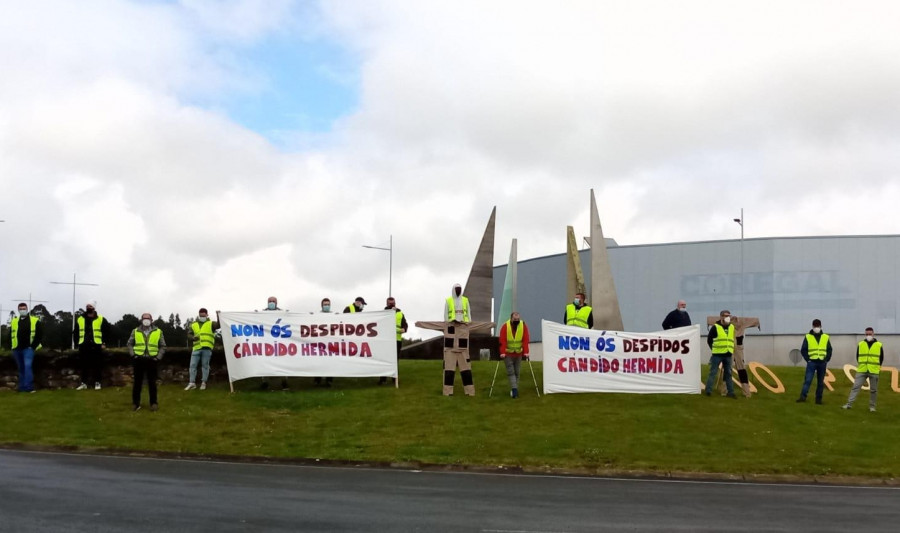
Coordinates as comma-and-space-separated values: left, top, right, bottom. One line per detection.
800, 329, 833, 363
662, 309, 691, 330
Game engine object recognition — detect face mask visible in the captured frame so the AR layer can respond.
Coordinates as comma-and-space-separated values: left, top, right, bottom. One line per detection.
813, 327, 821, 334
573, 298, 581, 306
198, 316, 208, 322
86, 309, 95, 316
678, 307, 686, 313
18, 309, 28, 317
512, 319, 520, 325
322, 305, 331, 312
267, 302, 276, 310
142, 319, 152, 327
866, 335, 874, 342
455, 288, 462, 297
723, 317, 731, 324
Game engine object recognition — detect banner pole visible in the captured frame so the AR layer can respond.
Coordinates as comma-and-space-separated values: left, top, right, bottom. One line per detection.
528, 358, 541, 398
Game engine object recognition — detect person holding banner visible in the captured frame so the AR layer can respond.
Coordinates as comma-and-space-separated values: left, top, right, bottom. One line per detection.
344, 296, 367, 314
380, 297, 407, 385
127, 313, 166, 412
796, 318, 832, 405
564, 293, 593, 329
259, 296, 289, 391
185, 308, 217, 391
842, 327, 883, 412
498, 312, 530, 398
314, 298, 335, 387
704, 310, 737, 398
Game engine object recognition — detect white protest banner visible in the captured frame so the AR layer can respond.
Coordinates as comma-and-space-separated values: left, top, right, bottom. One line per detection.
542, 321, 701, 394
219, 310, 398, 382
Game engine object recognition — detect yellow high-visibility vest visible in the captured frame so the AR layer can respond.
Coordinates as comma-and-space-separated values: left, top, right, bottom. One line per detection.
77, 315, 104, 345
10, 316, 39, 350
505, 320, 525, 353
395, 311, 405, 341
565, 304, 592, 329
133, 329, 162, 357
806, 333, 830, 361
711, 324, 735, 355
446, 297, 470, 322
191, 320, 215, 350
857, 340, 883, 374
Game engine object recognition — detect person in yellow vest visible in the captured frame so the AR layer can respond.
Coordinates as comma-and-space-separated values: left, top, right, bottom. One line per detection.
564, 292, 593, 329
498, 312, 530, 399
704, 309, 737, 398
380, 297, 407, 385
796, 318, 833, 404
127, 313, 166, 412
73, 303, 111, 391
842, 327, 883, 412
444, 284, 470, 323
9, 302, 43, 393
185, 308, 218, 391
343, 296, 367, 314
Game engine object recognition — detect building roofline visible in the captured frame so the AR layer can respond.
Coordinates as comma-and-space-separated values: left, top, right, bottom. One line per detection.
494, 234, 900, 268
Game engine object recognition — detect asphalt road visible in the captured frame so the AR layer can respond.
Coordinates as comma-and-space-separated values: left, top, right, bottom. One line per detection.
1, 449, 898, 532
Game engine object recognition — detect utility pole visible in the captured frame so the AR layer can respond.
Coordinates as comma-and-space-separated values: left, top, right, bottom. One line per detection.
50, 273, 99, 350
733, 208, 744, 317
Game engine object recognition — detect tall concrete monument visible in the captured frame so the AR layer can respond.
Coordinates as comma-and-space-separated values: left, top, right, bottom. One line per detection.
463, 206, 496, 323
589, 189, 624, 331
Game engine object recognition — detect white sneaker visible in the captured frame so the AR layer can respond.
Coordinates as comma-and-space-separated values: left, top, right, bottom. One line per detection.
94, 382, 102, 390
199, 382, 207, 390
76, 383, 88, 391
184, 383, 197, 391
870, 407, 876, 412
841, 404, 851, 409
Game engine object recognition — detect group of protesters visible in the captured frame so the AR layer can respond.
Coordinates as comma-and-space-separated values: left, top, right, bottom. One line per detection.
8, 292, 884, 413
664, 300, 885, 413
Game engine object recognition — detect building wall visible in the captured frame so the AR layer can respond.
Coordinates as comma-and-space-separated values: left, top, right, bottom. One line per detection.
494, 235, 900, 342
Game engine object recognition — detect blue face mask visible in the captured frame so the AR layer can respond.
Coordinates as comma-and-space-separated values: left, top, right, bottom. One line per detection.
322, 305, 331, 312
267, 302, 276, 310
573, 298, 581, 306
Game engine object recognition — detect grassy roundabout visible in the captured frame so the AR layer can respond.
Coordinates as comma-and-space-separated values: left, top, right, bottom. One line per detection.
1, 361, 898, 480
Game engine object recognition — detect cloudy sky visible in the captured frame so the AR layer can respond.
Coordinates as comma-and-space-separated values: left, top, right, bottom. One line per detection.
2, 0, 899, 336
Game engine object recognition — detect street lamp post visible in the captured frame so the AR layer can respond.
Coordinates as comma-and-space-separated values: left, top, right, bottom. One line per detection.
362, 234, 393, 297
50, 273, 99, 350
733, 208, 744, 317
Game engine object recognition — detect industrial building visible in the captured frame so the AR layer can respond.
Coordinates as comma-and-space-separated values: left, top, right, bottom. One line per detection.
493, 235, 900, 367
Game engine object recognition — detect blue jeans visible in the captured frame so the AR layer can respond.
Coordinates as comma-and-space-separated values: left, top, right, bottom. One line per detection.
704, 354, 734, 395
12, 347, 35, 392
800, 360, 828, 401
190, 348, 212, 383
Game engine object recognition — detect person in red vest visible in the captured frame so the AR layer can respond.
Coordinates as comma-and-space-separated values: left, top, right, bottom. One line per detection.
498, 311, 530, 399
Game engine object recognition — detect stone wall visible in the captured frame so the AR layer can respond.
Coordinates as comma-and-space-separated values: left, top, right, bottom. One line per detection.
0, 342, 502, 390
0, 349, 229, 390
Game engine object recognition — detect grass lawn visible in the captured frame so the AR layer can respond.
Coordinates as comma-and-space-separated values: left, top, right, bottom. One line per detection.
1, 361, 898, 480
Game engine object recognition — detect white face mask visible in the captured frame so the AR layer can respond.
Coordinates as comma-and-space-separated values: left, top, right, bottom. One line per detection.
723, 316, 731, 324
866, 335, 874, 342
678, 307, 687, 312
142, 319, 152, 327
18, 309, 28, 317
198, 316, 208, 322
813, 327, 821, 334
